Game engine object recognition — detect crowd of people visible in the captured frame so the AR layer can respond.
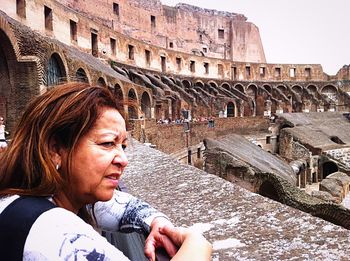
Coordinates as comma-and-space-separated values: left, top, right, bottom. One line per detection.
157, 116, 215, 127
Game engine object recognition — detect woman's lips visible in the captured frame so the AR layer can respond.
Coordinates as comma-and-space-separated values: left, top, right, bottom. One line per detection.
106, 174, 120, 186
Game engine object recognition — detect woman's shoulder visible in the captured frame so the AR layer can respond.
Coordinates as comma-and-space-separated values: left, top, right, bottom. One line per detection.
25, 200, 130, 260
0, 195, 19, 214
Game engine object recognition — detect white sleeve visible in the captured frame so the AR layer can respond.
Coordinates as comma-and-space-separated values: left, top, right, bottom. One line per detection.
24, 208, 130, 260
91, 190, 168, 234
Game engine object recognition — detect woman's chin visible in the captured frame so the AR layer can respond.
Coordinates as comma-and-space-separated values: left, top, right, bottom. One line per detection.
95, 191, 115, 202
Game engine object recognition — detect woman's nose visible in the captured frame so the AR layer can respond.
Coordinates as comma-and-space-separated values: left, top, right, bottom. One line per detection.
112, 147, 128, 168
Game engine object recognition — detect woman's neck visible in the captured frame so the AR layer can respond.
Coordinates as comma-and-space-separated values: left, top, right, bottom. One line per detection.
52, 192, 81, 214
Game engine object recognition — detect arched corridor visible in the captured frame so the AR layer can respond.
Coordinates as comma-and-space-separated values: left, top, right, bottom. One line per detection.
258, 180, 281, 202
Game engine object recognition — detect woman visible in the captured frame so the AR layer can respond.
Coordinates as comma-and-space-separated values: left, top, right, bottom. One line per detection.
0, 82, 211, 260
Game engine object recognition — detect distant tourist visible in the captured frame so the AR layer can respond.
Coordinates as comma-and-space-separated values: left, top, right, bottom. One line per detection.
0, 83, 212, 260
0, 117, 7, 152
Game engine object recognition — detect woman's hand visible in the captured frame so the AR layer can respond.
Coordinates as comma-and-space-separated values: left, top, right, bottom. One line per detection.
159, 225, 212, 261
144, 217, 178, 261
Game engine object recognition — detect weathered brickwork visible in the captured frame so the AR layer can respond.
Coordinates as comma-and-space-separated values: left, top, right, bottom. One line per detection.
131, 116, 269, 154
1, 0, 350, 135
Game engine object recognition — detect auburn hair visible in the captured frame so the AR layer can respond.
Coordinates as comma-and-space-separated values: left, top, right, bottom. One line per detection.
0, 82, 124, 197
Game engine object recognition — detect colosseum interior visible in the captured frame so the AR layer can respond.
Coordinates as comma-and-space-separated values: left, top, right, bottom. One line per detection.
1, 0, 350, 259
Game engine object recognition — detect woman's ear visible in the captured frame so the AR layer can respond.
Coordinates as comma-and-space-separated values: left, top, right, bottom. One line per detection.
49, 138, 62, 167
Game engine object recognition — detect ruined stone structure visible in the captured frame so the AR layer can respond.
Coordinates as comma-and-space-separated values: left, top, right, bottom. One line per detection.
1, 0, 350, 133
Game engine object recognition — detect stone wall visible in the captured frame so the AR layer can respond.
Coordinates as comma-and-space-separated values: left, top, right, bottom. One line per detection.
278, 130, 312, 161
54, 0, 266, 63
1, 0, 339, 81
130, 116, 270, 154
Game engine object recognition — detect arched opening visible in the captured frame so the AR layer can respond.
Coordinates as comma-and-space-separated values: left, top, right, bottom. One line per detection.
76, 68, 89, 83
0, 30, 13, 122
141, 92, 152, 118
182, 80, 191, 89
321, 85, 338, 102
263, 85, 272, 94
0, 28, 44, 131
195, 81, 204, 88
246, 85, 257, 99
258, 180, 281, 202
47, 53, 66, 87
97, 77, 106, 87
307, 85, 317, 94
221, 83, 230, 91
227, 102, 235, 117
209, 82, 218, 88
114, 83, 124, 101
322, 162, 338, 178
234, 84, 244, 93
292, 85, 303, 94
168, 77, 176, 84
277, 85, 288, 96
128, 89, 138, 119
330, 136, 345, 144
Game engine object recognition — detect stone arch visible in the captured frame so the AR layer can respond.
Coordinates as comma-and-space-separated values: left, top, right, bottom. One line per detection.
46, 52, 67, 87
97, 77, 107, 87
128, 88, 138, 119
321, 85, 338, 103
207, 81, 218, 96
258, 180, 281, 202
246, 85, 259, 116
75, 68, 90, 83
0, 16, 22, 61
226, 101, 235, 117
277, 85, 288, 95
114, 82, 124, 101
195, 80, 204, 88
0, 24, 42, 131
141, 91, 152, 118
234, 84, 244, 93
322, 161, 338, 179
0, 29, 16, 128
153, 74, 161, 80
246, 84, 257, 98
292, 85, 303, 95
182, 80, 191, 89
306, 84, 317, 94
168, 77, 176, 84
221, 82, 231, 91
208, 81, 218, 88
263, 84, 272, 94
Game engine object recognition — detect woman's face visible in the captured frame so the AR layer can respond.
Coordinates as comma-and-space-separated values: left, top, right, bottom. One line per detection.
60, 108, 129, 207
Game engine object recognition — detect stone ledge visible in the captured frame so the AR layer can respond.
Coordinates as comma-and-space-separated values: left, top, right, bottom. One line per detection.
123, 140, 350, 260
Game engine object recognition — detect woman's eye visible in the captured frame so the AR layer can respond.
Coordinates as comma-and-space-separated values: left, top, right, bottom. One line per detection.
101, 142, 115, 147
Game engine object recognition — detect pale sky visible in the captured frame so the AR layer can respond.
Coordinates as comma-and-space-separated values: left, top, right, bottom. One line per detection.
161, 0, 349, 75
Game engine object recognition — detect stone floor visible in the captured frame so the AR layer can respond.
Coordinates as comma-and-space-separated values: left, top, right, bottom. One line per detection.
122, 140, 350, 260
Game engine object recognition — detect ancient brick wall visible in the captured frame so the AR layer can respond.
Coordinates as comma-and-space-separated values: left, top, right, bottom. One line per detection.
55, 0, 265, 63
131, 116, 269, 154
2, 0, 337, 81
278, 130, 311, 162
